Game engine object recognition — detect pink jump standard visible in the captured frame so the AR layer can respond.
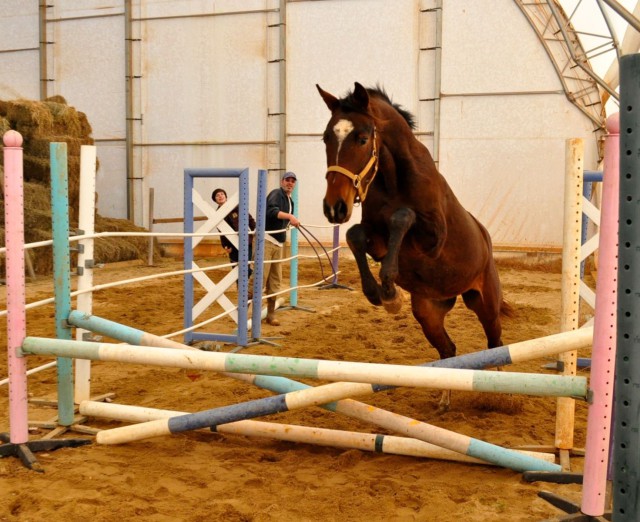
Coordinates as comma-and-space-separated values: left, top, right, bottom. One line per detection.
0, 131, 91, 470
581, 113, 620, 516
3, 130, 29, 445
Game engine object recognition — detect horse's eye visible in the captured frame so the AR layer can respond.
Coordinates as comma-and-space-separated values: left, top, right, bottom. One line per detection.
358, 136, 368, 146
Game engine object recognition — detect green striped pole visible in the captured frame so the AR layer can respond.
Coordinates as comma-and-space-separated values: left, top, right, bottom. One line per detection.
50, 142, 74, 425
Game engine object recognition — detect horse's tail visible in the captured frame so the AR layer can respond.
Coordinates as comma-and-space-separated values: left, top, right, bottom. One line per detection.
500, 299, 516, 319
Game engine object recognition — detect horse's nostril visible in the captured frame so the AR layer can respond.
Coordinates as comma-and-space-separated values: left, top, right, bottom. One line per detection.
337, 199, 348, 221
322, 200, 329, 213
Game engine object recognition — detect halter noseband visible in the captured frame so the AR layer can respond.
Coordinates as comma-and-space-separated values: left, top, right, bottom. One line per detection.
325, 127, 379, 204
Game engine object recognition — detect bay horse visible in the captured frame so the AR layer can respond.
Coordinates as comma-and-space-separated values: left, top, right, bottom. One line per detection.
317, 82, 512, 410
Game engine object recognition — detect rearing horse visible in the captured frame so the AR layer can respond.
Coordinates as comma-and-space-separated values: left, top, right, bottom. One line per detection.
317, 82, 512, 410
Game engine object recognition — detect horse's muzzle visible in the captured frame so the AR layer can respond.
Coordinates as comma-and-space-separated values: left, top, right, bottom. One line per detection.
323, 198, 350, 224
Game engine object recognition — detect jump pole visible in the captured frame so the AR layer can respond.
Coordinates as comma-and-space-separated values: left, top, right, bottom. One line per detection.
611, 53, 640, 521
73, 371, 565, 472
288, 178, 300, 307
74, 145, 97, 403
50, 142, 74, 426
79, 400, 555, 466
65, 310, 587, 467
555, 138, 584, 466
319, 224, 352, 290
530, 114, 621, 518
22, 335, 586, 473
280, 180, 314, 313
3, 131, 29, 445
66, 309, 593, 372
580, 112, 619, 516
250, 170, 267, 341
20, 338, 588, 400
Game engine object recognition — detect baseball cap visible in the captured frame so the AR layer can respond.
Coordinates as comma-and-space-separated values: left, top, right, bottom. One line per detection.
282, 171, 297, 181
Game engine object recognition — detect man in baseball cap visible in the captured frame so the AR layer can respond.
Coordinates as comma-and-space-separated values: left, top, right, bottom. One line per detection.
250, 170, 299, 326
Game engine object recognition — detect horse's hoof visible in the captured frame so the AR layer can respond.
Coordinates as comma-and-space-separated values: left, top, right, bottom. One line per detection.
437, 402, 450, 414
382, 291, 403, 314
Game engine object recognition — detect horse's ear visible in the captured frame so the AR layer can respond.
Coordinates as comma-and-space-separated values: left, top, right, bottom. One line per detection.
352, 82, 370, 111
316, 84, 340, 112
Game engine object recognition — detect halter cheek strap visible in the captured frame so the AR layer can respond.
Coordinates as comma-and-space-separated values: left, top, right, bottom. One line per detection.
326, 127, 379, 204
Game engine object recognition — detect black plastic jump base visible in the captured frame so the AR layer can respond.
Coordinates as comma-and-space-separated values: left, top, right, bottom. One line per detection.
0, 432, 91, 472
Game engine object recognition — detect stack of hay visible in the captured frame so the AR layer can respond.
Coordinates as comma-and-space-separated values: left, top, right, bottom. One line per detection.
0, 96, 162, 274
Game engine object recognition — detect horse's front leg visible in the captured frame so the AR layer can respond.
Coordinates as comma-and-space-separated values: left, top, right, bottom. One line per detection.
379, 207, 416, 313
346, 224, 382, 306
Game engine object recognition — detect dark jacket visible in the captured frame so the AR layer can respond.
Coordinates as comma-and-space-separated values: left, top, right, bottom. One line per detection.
265, 187, 294, 244
219, 206, 256, 253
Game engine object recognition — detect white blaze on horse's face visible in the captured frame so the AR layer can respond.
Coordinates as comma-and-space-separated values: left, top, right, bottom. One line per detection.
332, 119, 354, 164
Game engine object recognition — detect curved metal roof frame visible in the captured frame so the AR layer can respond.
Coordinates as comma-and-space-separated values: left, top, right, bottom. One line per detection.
515, 0, 610, 137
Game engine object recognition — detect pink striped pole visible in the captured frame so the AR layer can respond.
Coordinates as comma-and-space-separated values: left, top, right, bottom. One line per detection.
581, 112, 619, 516
3, 130, 29, 444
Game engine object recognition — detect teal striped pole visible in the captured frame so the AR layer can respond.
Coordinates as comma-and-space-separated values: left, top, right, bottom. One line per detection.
289, 181, 299, 307
21, 337, 588, 398
50, 142, 74, 425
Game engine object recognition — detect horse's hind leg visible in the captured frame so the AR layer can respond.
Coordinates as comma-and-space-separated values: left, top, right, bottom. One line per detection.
379, 207, 416, 313
411, 294, 457, 411
462, 265, 504, 350
346, 224, 382, 306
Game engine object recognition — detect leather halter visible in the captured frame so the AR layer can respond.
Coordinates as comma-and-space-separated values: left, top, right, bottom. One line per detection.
325, 127, 379, 204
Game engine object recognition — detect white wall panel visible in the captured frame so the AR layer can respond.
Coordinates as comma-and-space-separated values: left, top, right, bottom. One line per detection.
441, 0, 561, 93
440, 94, 598, 249
1, 3, 37, 49
134, 0, 271, 19
139, 14, 268, 143
95, 142, 128, 218
53, 1, 122, 18
0, 52, 40, 100
287, 0, 419, 135
52, 17, 126, 139
0, 2, 39, 100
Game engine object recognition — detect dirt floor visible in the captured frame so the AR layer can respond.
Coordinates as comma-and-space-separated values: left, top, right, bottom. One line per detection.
0, 253, 595, 521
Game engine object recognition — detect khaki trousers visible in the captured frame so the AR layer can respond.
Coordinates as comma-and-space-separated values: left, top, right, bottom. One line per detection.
262, 241, 284, 296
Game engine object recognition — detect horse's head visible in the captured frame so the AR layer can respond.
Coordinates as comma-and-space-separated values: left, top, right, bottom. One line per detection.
317, 82, 379, 224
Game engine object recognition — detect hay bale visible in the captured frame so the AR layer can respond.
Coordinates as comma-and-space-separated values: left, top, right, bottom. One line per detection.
0, 97, 162, 276
22, 155, 50, 183
94, 215, 163, 265
4, 100, 54, 139
45, 95, 68, 105
44, 101, 86, 138
0, 117, 10, 136
29, 136, 89, 157
77, 112, 93, 137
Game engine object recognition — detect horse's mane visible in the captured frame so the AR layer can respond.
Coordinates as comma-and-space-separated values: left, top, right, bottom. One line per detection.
340, 84, 417, 130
